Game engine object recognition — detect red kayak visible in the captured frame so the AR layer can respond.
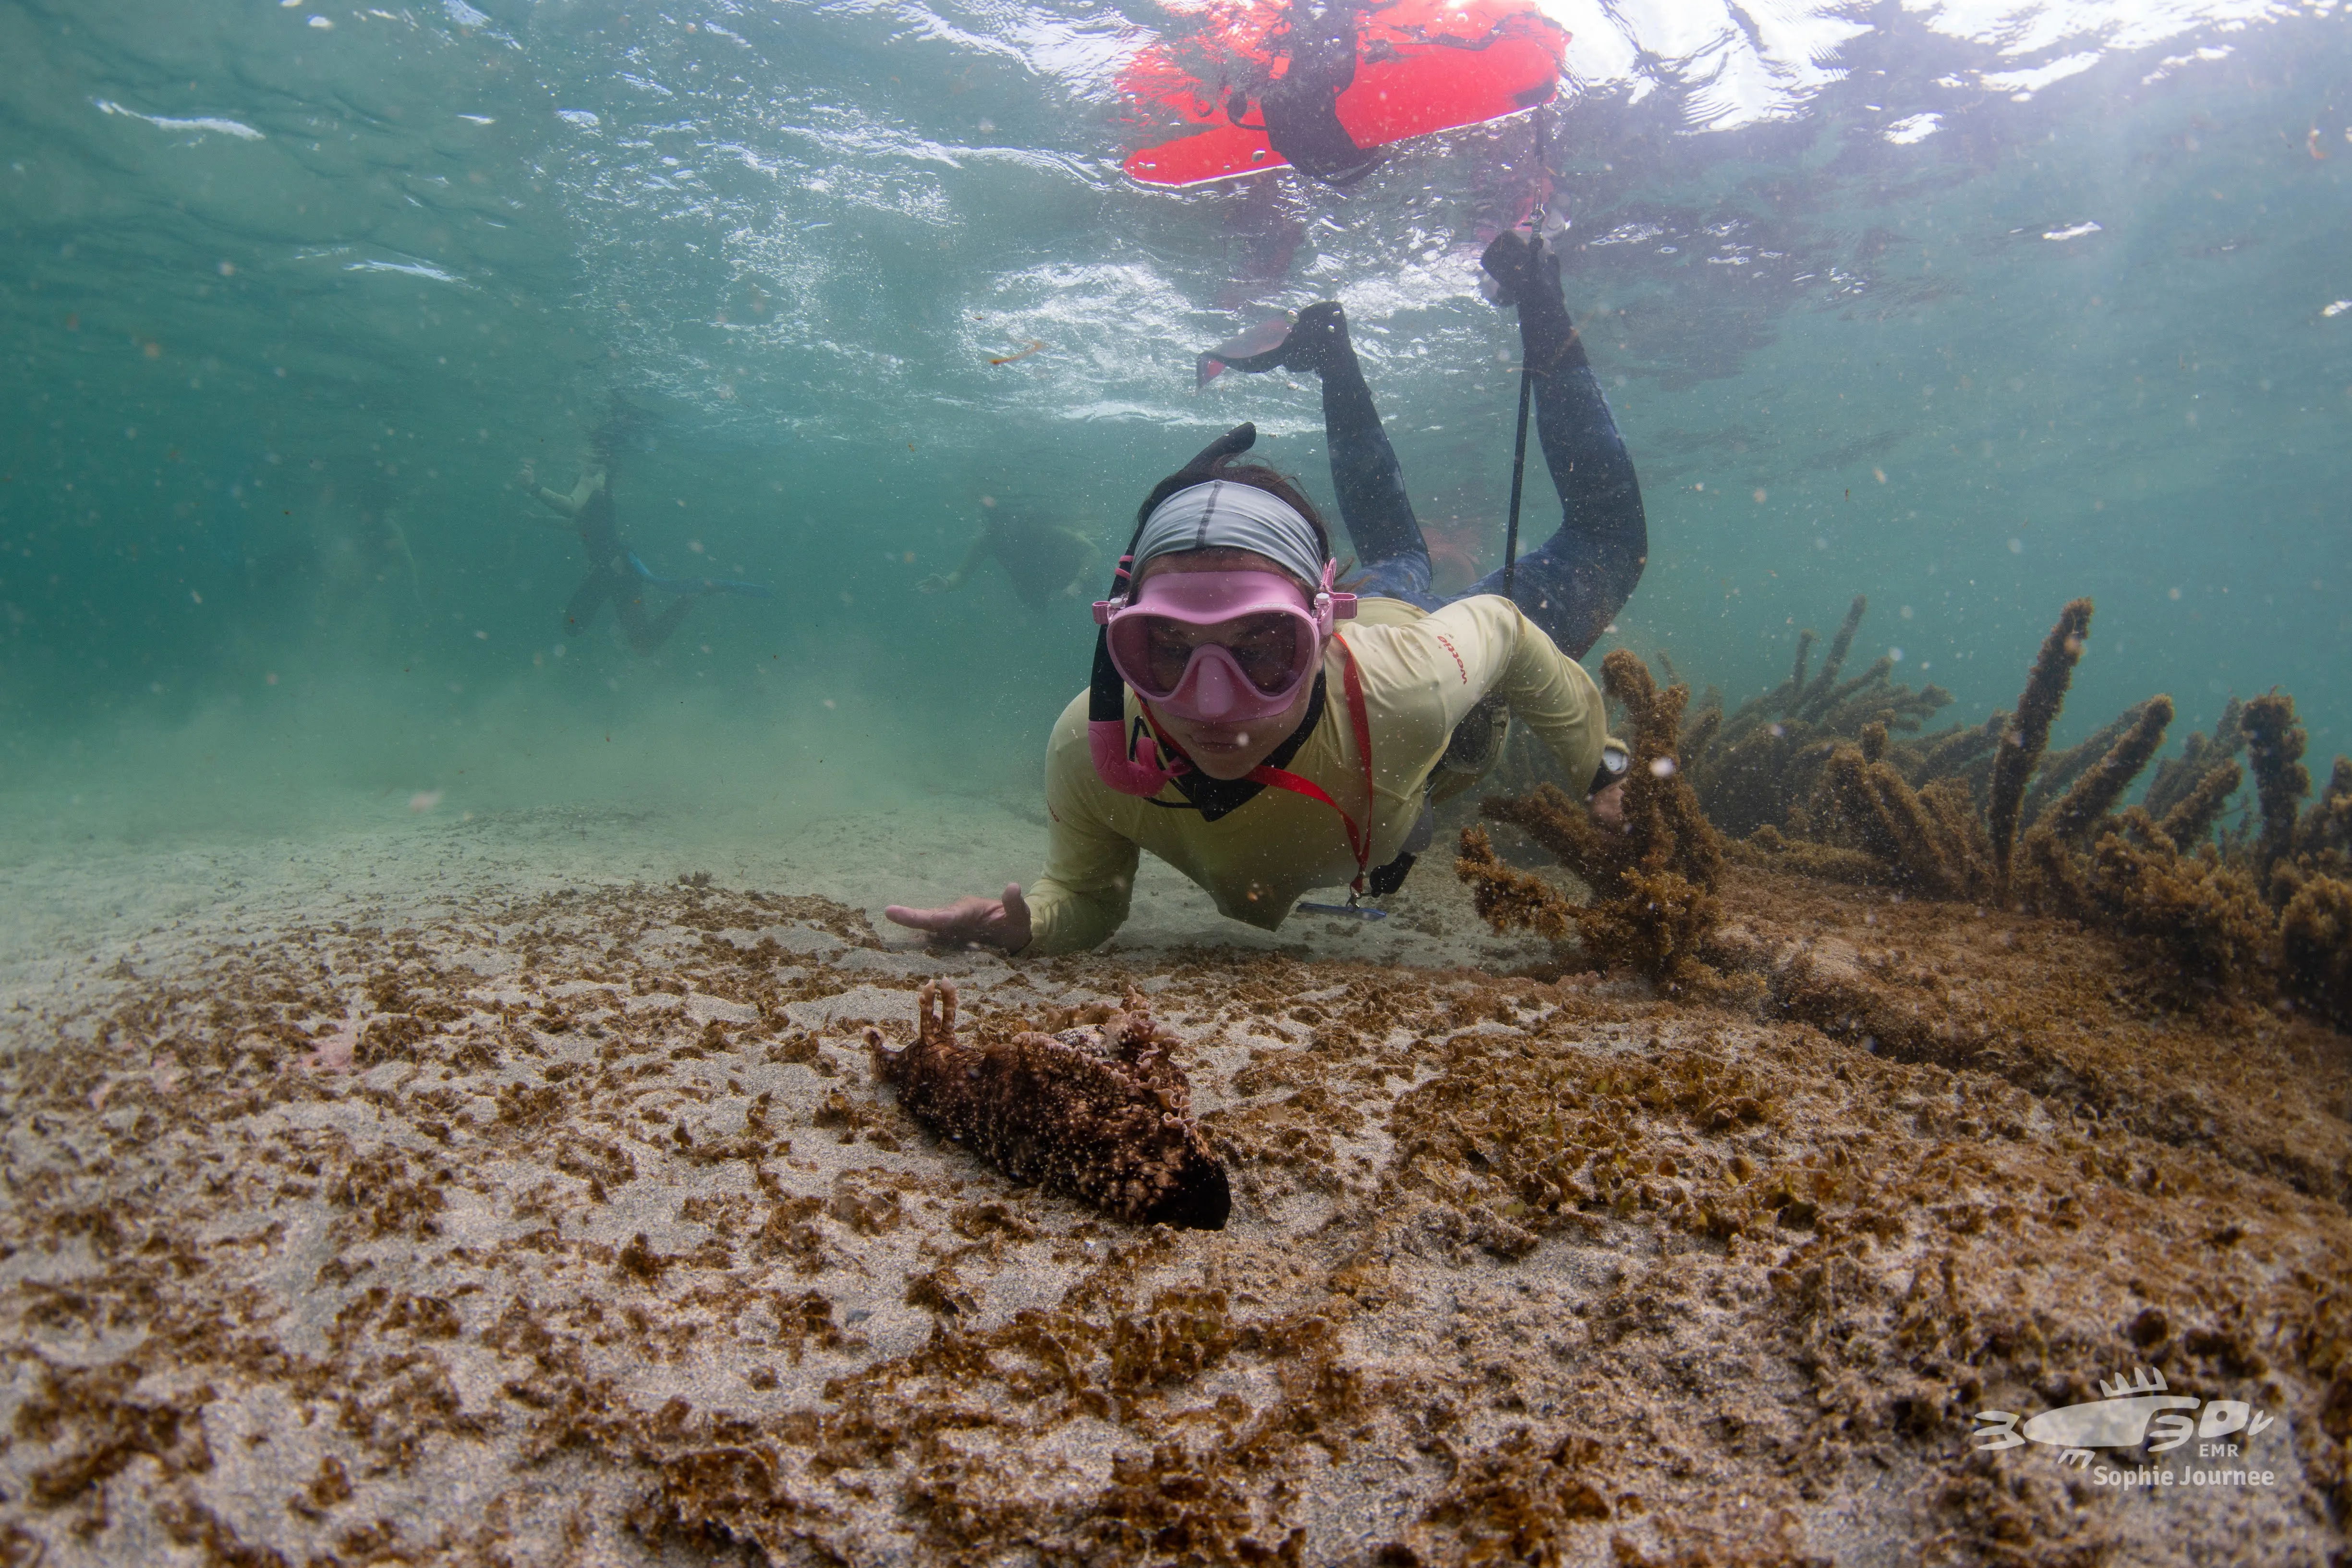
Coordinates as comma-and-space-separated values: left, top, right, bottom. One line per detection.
1121, 0, 1565, 189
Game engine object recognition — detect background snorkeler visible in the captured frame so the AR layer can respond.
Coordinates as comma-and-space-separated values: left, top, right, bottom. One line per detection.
514, 404, 771, 653
919, 498, 1102, 613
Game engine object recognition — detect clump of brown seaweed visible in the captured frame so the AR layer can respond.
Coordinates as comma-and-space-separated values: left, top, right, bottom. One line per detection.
1456, 648, 1724, 986
1678, 594, 1968, 842
867, 981, 1231, 1229
1460, 587, 2350, 1024
1670, 591, 2352, 1025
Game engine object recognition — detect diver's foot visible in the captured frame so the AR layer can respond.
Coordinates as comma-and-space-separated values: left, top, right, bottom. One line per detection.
1275, 301, 1349, 374
1209, 301, 1351, 376
1479, 228, 1561, 311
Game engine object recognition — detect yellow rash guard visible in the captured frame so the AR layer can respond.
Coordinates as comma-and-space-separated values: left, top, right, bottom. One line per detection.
1021, 594, 1611, 956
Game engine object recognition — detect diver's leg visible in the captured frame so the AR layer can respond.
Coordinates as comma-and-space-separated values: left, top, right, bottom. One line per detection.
1278, 304, 1438, 604
1462, 231, 1649, 658
618, 590, 698, 655
1209, 301, 1434, 601
562, 573, 610, 635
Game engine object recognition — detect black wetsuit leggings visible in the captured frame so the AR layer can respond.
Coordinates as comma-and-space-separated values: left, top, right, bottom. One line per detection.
565, 496, 699, 654
1321, 292, 1646, 659
564, 564, 698, 654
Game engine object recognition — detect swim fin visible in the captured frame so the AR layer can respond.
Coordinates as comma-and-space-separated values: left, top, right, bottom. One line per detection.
1196, 302, 1349, 383
626, 552, 775, 599
1198, 316, 1295, 386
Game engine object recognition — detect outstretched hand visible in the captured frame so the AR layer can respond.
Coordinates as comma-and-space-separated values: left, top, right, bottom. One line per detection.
1589, 779, 1627, 829
884, 882, 1032, 952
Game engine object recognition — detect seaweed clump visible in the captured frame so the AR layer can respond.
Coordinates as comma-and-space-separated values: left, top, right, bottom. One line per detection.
1807, 724, 1995, 900
2019, 683, 2352, 1022
1673, 594, 2107, 901
868, 981, 1231, 1229
1711, 593, 2352, 1026
1676, 594, 1966, 841
1456, 648, 1723, 986
2251, 701, 2352, 1024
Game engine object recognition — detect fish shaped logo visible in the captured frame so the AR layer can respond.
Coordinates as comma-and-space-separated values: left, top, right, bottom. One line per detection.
1973, 1367, 2275, 1468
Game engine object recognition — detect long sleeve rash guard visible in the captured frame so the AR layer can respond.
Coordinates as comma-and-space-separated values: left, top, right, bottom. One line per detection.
1021, 594, 1610, 956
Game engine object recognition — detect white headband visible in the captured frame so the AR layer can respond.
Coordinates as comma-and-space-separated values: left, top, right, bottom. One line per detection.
1130, 480, 1327, 588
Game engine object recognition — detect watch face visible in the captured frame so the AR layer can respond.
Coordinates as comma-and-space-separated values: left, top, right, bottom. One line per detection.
1603, 747, 1628, 775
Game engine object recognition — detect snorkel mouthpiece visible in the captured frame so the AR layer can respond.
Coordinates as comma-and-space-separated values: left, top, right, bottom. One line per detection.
1089, 717, 1185, 796
1088, 625, 1188, 797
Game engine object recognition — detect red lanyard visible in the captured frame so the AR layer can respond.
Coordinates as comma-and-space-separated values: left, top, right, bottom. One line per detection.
1140, 636, 1378, 898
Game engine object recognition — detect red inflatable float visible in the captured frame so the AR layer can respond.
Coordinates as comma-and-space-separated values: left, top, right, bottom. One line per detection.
1121, 0, 1566, 189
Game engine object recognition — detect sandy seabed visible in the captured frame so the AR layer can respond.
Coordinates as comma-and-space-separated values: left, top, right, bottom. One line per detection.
0, 793, 2348, 1567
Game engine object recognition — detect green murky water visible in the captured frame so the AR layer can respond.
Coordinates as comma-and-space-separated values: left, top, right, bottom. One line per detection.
2, 0, 2346, 864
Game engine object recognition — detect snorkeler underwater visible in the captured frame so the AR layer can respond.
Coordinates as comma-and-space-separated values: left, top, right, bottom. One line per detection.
0, 0, 2348, 1560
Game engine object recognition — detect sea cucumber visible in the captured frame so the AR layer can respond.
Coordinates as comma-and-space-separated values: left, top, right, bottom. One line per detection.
867, 981, 1229, 1230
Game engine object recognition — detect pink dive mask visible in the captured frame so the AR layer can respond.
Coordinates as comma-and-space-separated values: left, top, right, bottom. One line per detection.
1094, 563, 1358, 724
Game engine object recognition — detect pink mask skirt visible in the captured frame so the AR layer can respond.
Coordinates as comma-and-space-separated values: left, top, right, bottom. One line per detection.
1095, 569, 1350, 723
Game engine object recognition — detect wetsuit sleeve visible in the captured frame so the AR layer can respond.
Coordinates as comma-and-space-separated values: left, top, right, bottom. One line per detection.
1021, 705, 1141, 956
1418, 595, 1609, 787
